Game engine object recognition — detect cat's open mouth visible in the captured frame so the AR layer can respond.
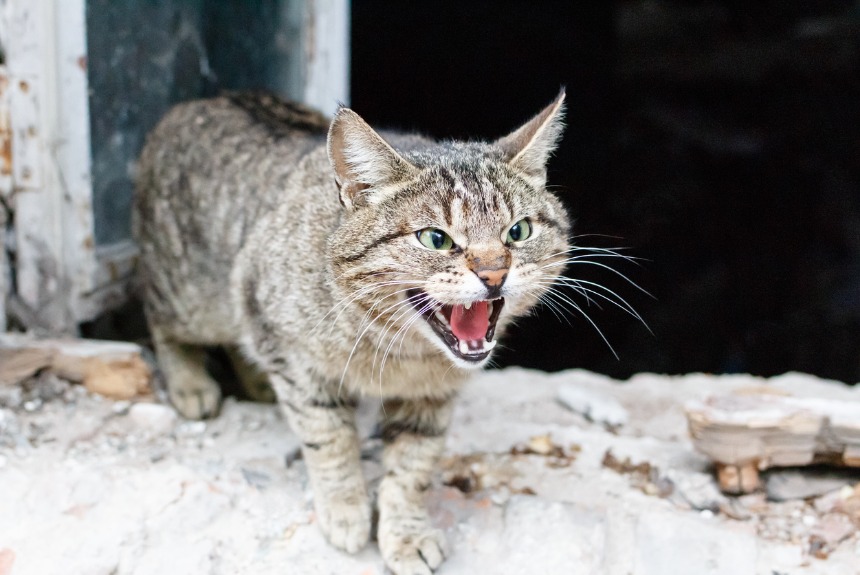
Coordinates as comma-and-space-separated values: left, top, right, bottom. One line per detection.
407, 290, 505, 363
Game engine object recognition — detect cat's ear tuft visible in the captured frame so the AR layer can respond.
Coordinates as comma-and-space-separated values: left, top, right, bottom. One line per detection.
327, 107, 417, 209
494, 89, 566, 189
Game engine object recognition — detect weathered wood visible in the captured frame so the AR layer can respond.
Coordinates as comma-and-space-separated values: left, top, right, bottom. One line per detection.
0, 333, 152, 399
686, 393, 860, 494
0, 65, 12, 196
1, 0, 100, 332
302, 0, 350, 115
0, 63, 8, 331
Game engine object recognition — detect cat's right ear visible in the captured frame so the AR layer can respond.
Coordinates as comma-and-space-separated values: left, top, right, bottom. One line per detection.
327, 107, 417, 209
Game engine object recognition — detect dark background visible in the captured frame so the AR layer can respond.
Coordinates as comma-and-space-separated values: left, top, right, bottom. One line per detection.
81, 1, 860, 386
351, 1, 860, 383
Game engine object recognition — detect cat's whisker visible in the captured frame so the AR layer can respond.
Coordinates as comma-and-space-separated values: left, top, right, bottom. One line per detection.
369, 294, 432, 386
312, 282, 415, 335
374, 300, 435, 392
539, 258, 652, 298
539, 286, 619, 359
353, 287, 425, 340
529, 287, 571, 325
339, 293, 414, 389
375, 300, 434, 388
538, 251, 643, 269
529, 271, 647, 324
339, 290, 429, 393
321, 282, 430, 338
553, 277, 650, 331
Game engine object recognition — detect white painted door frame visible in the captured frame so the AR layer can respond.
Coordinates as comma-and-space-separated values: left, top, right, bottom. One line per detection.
0, 0, 349, 333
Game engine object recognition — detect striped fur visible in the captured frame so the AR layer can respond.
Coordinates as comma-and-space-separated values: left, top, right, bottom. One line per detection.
134, 91, 570, 575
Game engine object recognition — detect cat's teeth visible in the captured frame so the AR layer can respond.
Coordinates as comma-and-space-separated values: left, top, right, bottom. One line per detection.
459, 340, 470, 355
435, 310, 448, 325
464, 301, 472, 310
485, 339, 497, 350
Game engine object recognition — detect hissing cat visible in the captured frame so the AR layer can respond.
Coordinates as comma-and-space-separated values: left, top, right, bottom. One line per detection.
135, 91, 570, 575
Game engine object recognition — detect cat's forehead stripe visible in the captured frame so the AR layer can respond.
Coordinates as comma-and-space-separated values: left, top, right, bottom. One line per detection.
440, 166, 512, 221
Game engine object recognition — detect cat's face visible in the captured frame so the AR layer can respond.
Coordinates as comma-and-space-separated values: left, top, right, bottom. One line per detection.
328, 93, 570, 368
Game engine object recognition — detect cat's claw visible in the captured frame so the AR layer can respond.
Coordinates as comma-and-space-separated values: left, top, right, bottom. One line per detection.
315, 495, 372, 554
380, 527, 447, 575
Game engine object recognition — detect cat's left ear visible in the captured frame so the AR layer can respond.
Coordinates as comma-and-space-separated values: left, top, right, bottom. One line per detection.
494, 89, 566, 189
327, 107, 418, 209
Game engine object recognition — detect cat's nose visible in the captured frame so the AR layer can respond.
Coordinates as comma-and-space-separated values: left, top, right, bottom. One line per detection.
477, 268, 508, 289
467, 248, 511, 295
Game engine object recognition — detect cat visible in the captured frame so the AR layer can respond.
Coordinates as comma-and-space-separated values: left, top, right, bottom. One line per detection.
134, 90, 570, 575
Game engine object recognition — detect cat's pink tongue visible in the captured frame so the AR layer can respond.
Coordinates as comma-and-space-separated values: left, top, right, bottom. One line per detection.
449, 301, 489, 341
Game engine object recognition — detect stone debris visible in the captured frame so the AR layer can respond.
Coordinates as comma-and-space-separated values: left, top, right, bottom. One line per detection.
128, 402, 178, 435
0, 367, 859, 574
808, 513, 855, 559
765, 468, 856, 502
601, 449, 674, 498
557, 382, 629, 428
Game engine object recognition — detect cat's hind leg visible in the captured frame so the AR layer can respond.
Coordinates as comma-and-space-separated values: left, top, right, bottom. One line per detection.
151, 325, 222, 419
376, 396, 453, 575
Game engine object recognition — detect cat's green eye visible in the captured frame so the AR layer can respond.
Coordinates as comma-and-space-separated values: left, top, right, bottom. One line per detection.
506, 219, 532, 243
416, 228, 454, 251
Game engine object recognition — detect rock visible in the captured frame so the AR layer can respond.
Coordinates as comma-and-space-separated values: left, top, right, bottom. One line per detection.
635, 511, 757, 575
241, 467, 271, 490
499, 497, 606, 575
129, 403, 178, 435
0, 408, 20, 447
665, 469, 726, 511
557, 383, 628, 427
765, 469, 854, 501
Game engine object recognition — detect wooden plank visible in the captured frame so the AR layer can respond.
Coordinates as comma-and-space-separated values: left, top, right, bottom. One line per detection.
0, 333, 152, 399
686, 393, 860, 494
5, 0, 64, 331
51, 0, 97, 323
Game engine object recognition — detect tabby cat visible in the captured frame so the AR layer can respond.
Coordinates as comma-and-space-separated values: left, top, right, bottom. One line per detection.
134, 90, 570, 575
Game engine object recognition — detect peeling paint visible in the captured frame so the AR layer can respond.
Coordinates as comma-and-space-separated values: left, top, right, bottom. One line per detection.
0, 69, 11, 183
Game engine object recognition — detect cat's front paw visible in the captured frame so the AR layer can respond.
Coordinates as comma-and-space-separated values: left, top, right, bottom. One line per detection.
168, 377, 221, 420
314, 491, 371, 554
379, 523, 447, 575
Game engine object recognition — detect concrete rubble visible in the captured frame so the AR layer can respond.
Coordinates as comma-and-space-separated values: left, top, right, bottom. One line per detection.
1, 367, 859, 574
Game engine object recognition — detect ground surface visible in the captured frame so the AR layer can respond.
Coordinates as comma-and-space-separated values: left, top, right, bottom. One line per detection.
1, 368, 859, 575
